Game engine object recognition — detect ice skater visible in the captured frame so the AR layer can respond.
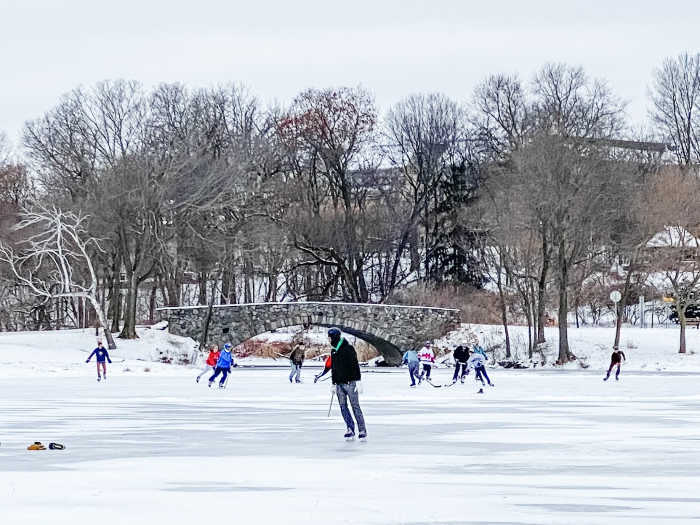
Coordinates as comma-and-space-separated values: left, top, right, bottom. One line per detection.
467, 347, 493, 392
288, 342, 305, 383
402, 348, 421, 387
196, 343, 220, 383
314, 354, 332, 383
418, 341, 435, 382
328, 327, 366, 441
452, 342, 470, 383
208, 343, 235, 388
604, 346, 626, 381
86, 339, 112, 381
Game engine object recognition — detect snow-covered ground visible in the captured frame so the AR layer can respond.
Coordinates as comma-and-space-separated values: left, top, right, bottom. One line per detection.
0, 327, 199, 377
2, 369, 700, 524
440, 323, 700, 372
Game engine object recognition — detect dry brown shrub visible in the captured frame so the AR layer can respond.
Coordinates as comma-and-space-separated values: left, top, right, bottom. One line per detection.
388, 283, 501, 324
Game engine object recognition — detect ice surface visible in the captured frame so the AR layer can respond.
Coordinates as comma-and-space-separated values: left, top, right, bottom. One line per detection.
1, 368, 700, 524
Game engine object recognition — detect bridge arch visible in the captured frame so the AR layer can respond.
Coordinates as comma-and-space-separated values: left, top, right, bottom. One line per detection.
158, 302, 460, 365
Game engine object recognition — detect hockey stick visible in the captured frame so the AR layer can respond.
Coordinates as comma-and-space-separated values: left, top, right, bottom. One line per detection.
327, 391, 335, 417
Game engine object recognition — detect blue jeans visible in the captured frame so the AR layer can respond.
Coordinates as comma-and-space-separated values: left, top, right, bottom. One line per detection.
289, 363, 302, 382
475, 365, 491, 385
335, 381, 366, 434
408, 362, 420, 385
209, 367, 229, 385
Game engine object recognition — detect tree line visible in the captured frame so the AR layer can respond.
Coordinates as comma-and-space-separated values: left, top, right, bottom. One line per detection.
1, 52, 699, 361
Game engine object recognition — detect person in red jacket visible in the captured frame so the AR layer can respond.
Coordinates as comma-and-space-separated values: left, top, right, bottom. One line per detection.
314, 354, 332, 383
196, 344, 220, 383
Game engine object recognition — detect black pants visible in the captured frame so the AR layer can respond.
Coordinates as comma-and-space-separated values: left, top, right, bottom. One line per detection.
419, 364, 432, 380
209, 367, 230, 385
605, 362, 621, 379
453, 362, 467, 381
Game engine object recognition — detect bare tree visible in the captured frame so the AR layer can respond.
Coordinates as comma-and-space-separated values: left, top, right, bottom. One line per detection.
0, 207, 116, 348
650, 52, 700, 167
642, 170, 700, 353
276, 87, 378, 302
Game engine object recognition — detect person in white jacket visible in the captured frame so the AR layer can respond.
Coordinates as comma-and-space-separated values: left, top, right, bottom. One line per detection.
467, 349, 494, 391
418, 342, 435, 382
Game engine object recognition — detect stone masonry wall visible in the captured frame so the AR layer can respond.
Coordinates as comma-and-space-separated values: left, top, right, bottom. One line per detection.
160, 302, 461, 365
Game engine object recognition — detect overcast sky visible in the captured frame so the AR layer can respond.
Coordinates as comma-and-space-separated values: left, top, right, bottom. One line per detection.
1, 0, 698, 149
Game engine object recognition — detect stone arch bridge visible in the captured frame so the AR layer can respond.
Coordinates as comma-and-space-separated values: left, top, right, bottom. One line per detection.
159, 302, 461, 365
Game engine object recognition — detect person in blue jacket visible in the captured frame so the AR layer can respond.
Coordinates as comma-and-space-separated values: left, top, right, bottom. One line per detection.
401, 348, 421, 387
86, 339, 112, 382
208, 343, 235, 388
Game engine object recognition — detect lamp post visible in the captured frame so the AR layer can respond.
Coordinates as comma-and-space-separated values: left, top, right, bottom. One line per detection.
611, 290, 622, 348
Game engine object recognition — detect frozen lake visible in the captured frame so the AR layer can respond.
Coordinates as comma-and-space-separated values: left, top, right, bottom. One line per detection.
2, 368, 700, 524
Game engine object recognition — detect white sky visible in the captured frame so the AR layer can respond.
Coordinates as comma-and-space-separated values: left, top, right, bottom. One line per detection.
1, 0, 699, 150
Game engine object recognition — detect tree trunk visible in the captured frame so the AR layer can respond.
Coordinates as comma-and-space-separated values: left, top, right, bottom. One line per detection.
109, 260, 121, 333
88, 295, 117, 350
614, 267, 633, 349
220, 268, 232, 304
198, 272, 208, 305
148, 282, 157, 324
496, 268, 511, 359
119, 274, 139, 339
614, 299, 623, 349
557, 239, 573, 363
679, 305, 687, 353
536, 241, 549, 344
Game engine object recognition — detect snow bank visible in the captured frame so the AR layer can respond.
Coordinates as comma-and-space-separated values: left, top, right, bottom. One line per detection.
0, 327, 198, 378
436, 323, 700, 372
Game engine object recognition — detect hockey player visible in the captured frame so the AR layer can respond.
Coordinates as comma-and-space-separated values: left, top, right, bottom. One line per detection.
467, 348, 494, 392
328, 327, 367, 441
314, 354, 332, 383
472, 341, 487, 359
288, 342, 305, 383
604, 346, 626, 381
452, 343, 470, 383
86, 339, 112, 382
196, 344, 220, 383
208, 343, 235, 388
401, 348, 421, 387
418, 341, 435, 382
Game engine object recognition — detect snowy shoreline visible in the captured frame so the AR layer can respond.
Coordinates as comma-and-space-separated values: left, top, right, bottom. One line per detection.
1, 322, 699, 377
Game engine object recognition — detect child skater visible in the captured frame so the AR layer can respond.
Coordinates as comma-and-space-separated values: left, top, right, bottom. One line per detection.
196, 343, 220, 383
208, 343, 235, 388
467, 346, 494, 393
86, 339, 112, 382
604, 346, 626, 381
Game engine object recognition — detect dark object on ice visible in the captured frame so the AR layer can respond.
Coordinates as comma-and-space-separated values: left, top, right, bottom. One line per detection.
49, 442, 65, 450
498, 360, 528, 369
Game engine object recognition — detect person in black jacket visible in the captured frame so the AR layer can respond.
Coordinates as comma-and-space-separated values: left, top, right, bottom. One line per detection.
452, 343, 470, 383
604, 346, 626, 381
328, 327, 367, 440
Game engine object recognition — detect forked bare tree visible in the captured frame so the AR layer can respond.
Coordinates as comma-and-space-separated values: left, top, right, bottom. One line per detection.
0, 207, 116, 348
